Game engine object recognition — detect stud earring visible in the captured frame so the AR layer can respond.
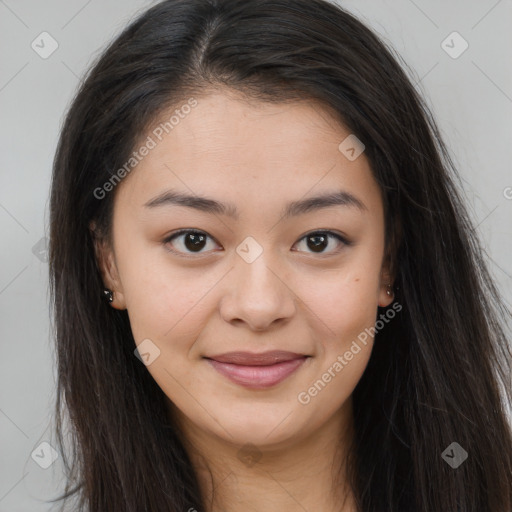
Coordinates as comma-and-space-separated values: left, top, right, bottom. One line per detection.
386, 284, 393, 297
103, 289, 114, 303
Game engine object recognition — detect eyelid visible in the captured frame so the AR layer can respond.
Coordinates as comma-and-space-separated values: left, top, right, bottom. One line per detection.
162, 228, 351, 257
292, 230, 351, 255
162, 229, 222, 258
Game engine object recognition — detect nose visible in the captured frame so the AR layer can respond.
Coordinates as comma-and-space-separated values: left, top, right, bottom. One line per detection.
219, 252, 296, 332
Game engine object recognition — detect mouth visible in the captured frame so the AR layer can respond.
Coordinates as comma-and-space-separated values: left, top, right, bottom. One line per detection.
204, 351, 310, 389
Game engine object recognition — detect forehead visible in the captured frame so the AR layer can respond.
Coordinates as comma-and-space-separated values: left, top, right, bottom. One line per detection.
114, 91, 382, 219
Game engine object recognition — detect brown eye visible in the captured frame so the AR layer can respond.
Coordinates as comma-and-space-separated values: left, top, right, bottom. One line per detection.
182, 232, 207, 251
164, 230, 219, 256
293, 231, 349, 255
163, 229, 350, 258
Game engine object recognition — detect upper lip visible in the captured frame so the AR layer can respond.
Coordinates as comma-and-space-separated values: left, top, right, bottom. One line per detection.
206, 350, 307, 366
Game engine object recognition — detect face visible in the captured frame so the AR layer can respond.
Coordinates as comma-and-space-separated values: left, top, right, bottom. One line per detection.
94, 90, 394, 450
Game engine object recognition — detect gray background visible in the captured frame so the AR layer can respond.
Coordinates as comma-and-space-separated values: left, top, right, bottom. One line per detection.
1, 0, 511, 510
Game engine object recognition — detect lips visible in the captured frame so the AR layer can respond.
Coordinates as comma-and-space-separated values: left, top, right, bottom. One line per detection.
205, 351, 309, 389
207, 350, 305, 365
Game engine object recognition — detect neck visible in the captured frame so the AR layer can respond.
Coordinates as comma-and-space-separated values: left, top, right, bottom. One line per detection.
168, 398, 359, 512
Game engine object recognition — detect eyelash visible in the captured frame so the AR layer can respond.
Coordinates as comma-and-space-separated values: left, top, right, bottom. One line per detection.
162, 229, 351, 258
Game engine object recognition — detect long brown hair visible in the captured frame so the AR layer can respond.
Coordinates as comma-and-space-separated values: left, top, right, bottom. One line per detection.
49, 0, 512, 510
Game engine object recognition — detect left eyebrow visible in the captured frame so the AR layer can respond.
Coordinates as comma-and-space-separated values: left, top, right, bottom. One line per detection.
281, 190, 368, 220
143, 188, 368, 220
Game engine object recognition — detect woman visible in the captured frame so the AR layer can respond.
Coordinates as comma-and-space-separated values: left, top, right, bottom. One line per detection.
48, 0, 512, 510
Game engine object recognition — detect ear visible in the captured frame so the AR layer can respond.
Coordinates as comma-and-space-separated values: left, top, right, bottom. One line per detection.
89, 221, 127, 310
378, 272, 394, 307
378, 246, 395, 308
378, 213, 401, 307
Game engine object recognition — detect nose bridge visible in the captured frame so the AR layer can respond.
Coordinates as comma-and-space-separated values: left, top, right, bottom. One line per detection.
238, 245, 279, 291
220, 236, 296, 330
235, 237, 284, 300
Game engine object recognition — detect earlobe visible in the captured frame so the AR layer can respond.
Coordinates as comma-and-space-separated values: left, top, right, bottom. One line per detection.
378, 258, 395, 307
378, 282, 395, 308
102, 287, 126, 310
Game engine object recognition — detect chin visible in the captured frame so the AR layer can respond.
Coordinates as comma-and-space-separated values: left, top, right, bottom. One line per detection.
206, 404, 310, 449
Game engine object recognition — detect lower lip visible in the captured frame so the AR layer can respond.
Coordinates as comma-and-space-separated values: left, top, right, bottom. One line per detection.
206, 357, 308, 389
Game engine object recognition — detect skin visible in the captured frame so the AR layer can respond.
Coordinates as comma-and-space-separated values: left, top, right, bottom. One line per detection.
93, 89, 395, 512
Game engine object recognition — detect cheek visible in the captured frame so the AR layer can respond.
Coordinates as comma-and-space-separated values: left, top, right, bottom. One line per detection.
295, 256, 382, 346
295, 272, 378, 420
126, 271, 213, 346
115, 240, 210, 343
306, 278, 377, 399
328, 279, 379, 343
